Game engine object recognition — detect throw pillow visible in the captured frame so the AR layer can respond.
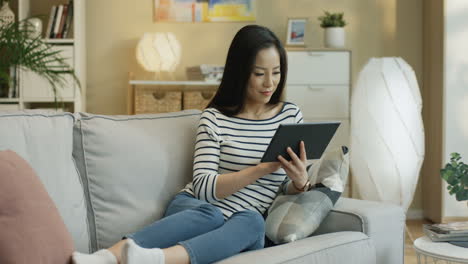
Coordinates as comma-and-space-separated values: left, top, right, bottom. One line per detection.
0, 150, 74, 264
265, 146, 349, 244
308, 146, 349, 193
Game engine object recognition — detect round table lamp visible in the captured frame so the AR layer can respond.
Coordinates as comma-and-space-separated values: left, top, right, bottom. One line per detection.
136, 32, 181, 79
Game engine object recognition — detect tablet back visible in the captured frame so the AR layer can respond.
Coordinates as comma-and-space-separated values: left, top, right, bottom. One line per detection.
261, 122, 340, 162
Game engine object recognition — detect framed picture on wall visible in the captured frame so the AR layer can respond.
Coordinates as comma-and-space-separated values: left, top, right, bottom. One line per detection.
286, 18, 307, 46
154, 0, 256, 22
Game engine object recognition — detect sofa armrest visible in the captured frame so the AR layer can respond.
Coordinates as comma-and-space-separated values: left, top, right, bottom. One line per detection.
313, 198, 405, 264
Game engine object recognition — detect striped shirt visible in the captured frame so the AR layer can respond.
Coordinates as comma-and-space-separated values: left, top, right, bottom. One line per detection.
182, 102, 304, 219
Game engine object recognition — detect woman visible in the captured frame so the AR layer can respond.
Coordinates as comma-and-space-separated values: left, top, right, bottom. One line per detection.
73, 24, 311, 264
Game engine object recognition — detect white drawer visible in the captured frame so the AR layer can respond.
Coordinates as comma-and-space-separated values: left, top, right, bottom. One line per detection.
21, 46, 75, 101
0, 104, 20, 111
287, 51, 350, 85
286, 84, 349, 119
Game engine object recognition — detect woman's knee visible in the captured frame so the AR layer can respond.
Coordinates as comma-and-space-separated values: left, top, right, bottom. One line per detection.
243, 210, 265, 233
164, 192, 201, 217
240, 210, 265, 250
196, 203, 224, 228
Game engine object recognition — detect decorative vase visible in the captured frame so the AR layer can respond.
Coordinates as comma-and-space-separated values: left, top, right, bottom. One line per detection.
324, 27, 345, 48
26, 18, 43, 39
0, 1, 15, 27
350, 57, 425, 212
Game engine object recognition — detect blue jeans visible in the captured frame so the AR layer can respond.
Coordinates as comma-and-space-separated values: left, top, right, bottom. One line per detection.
126, 192, 265, 264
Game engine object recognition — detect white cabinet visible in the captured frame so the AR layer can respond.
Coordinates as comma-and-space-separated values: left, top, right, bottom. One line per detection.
21, 46, 75, 101
285, 50, 351, 146
286, 50, 351, 195
0, 103, 20, 111
286, 84, 349, 119
287, 51, 350, 85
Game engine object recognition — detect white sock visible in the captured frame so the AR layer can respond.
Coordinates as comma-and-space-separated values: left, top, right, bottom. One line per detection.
72, 249, 117, 264
122, 239, 165, 264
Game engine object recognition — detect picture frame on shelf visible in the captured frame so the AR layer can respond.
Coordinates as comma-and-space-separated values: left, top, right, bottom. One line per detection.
286, 17, 307, 46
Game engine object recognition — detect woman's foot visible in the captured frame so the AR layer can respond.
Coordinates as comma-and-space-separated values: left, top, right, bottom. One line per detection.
72, 249, 117, 264
122, 239, 165, 264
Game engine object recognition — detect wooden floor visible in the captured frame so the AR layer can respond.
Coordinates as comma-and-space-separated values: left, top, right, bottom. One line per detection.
405, 219, 432, 264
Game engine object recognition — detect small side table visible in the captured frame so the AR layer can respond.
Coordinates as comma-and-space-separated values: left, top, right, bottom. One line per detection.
414, 236, 468, 263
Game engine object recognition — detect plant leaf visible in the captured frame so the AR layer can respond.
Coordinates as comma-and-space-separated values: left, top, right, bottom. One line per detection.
0, 18, 80, 102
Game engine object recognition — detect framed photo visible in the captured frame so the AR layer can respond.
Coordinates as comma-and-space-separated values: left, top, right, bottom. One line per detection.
286, 18, 307, 46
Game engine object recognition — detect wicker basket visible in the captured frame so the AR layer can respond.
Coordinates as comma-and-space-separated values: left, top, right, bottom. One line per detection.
135, 87, 182, 114
183, 91, 215, 110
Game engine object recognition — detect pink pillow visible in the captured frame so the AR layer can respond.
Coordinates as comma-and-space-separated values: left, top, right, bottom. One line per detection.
0, 150, 74, 264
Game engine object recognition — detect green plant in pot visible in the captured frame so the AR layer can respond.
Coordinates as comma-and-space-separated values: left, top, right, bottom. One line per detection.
440, 152, 468, 203
318, 11, 347, 48
0, 18, 79, 103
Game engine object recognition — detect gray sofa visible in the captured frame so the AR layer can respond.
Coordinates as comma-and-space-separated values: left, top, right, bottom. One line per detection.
0, 110, 405, 264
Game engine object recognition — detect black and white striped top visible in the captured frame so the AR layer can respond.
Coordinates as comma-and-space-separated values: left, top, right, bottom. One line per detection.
182, 102, 304, 219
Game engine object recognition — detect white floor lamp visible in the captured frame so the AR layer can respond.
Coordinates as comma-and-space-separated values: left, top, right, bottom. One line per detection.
350, 58, 425, 220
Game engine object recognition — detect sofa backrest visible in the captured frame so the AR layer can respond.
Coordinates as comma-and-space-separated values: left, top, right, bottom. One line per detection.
0, 111, 91, 253
72, 110, 201, 251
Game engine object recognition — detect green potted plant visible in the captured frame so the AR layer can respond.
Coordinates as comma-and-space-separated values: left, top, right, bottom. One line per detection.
318, 11, 347, 48
440, 152, 468, 203
0, 18, 79, 102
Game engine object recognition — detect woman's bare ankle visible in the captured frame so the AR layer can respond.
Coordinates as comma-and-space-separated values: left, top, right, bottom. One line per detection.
108, 239, 128, 263
163, 245, 190, 264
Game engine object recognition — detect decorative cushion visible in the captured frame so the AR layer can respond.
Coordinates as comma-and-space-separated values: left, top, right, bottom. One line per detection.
265, 146, 349, 244
308, 146, 349, 193
0, 110, 90, 253
0, 150, 74, 264
72, 110, 201, 251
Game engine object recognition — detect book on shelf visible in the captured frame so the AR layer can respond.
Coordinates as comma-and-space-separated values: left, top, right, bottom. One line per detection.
48, 5, 59, 38
423, 222, 468, 242
53, 5, 63, 38
45, 0, 73, 39
62, 0, 74, 39
45, 5, 56, 39
57, 4, 68, 39
186, 65, 224, 82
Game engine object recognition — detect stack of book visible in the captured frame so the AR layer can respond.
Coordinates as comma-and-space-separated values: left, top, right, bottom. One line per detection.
45, 0, 74, 39
186, 65, 224, 82
423, 221, 468, 242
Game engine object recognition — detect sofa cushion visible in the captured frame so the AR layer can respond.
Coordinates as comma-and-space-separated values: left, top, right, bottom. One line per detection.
217, 231, 375, 264
308, 146, 349, 193
265, 188, 337, 244
265, 147, 348, 244
0, 110, 90, 253
0, 150, 74, 264
73, 110, 201, 250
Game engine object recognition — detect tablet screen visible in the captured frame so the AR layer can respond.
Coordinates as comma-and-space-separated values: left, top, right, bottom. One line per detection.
260, 122, 340, 162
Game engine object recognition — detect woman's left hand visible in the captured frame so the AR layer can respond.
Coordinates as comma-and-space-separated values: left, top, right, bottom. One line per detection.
277, 141, 308, 188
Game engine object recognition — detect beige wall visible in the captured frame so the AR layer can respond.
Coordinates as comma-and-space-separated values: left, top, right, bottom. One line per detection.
86, 0, 423, 211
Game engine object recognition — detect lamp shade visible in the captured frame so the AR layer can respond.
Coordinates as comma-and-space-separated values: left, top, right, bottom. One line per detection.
350, 57, 425, 211
136, 32, 181, 73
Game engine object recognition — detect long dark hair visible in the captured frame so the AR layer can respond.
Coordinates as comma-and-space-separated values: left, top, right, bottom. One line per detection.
207, 25, 287, 116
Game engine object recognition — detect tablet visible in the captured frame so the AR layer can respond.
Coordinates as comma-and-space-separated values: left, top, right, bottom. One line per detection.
260, 122, 341, 162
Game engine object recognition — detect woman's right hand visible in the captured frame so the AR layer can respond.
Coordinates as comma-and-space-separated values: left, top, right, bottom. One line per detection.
256, 162, 281, 175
